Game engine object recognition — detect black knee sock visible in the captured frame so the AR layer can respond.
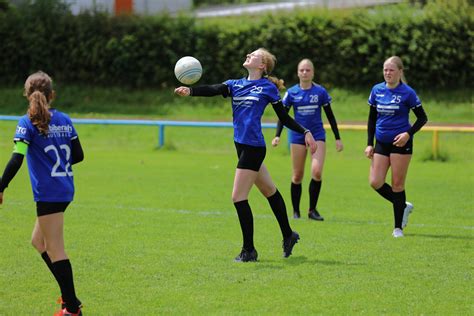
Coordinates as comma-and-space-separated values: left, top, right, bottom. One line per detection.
393, 191, 406, 229
376, 183, 394, 202
309, 179, 322, 211
233, 200, 254, 251
52, 259, 79, 313
41, 252, 63, 292
267, 190, 292, 239
290, 182, 302, 214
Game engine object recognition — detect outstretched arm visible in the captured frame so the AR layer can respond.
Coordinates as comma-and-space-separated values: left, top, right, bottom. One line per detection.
174, 84, 229, 97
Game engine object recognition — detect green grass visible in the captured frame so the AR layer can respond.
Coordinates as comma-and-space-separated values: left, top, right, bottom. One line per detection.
0, 85, 472, 123
0, 121, 472, 314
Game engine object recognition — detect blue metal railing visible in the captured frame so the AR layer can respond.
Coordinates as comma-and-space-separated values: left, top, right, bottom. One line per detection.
0, 115, 277, 148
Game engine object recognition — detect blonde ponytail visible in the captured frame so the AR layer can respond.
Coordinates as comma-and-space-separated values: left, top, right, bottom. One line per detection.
258, 48, 285, 90
266, 75, 286, 90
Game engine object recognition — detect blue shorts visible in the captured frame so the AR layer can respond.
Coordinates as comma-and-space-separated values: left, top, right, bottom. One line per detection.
289, 129, 325, 145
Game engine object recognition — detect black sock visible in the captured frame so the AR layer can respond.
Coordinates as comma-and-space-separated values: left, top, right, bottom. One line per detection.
41, 252, 63, 293
393, 191, 406, 229
233, 200, 254, 251
267, 190, 292, 238
309, 179, 322, 211
52, 259, 79, 313
376, 183, 394, 202
290, 182, 302, 214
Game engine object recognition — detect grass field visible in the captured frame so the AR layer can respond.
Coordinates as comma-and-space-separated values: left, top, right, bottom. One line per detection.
0, 120, 472, 315
0, 86, 472, 123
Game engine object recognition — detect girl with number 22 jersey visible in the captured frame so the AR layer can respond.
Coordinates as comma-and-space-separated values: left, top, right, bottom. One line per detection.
0, 71, 84, 316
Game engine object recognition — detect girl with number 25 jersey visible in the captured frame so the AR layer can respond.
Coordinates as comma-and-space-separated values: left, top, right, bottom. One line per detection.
365, 56, 428, 238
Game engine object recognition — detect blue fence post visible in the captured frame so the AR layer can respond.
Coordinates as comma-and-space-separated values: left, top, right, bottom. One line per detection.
158, 124, 165, 148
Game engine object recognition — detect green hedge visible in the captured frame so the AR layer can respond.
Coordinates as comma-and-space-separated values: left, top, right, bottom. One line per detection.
0, 0, 471, 89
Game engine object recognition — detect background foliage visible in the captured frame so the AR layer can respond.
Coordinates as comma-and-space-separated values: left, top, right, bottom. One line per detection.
0, 0, 472, 89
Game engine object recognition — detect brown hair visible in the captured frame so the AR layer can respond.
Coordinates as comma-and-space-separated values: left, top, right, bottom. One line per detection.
24, 71, 53, 135
258, 48, 285, 90
384, 56, 407, 84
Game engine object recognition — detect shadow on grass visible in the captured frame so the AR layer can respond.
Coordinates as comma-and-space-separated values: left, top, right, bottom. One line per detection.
408, 233, 473, 241
256, 256, 362, 268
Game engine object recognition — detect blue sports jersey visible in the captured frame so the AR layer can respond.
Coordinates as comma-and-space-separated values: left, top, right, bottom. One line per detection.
368, 82, 422, 143
13, 109, 78, 202
283, 83, 331, 143
224, 78, 281, 147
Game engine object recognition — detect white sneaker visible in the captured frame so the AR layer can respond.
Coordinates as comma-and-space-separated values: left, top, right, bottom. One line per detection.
402, 202, 414, 228
392, 228, 404, 238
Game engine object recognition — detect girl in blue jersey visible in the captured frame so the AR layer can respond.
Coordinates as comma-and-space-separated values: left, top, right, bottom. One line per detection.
0, 71, 84, 315
272, 59, 343, 221
365, 56, 427, 238
175, 48, 317, 262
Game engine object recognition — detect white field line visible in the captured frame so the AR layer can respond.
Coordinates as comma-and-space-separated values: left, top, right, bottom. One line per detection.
1, 201, 472, 231
114, 205, 474, 231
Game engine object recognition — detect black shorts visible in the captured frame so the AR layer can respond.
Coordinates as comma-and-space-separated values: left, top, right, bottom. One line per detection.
234, 141, 266, 171
36, 201, 70, 217
375, 139, 413, 156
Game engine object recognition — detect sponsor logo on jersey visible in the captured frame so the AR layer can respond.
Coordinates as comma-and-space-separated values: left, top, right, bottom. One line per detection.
233, 96, 259, 108
297, 104, 318, 116
377, 104, 399, 115
48, 124, 73, 138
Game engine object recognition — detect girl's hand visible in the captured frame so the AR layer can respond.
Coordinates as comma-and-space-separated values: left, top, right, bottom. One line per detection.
393, 132, 410, 147
365, 146, 374, 159
271, 137, 280, 147
305, 132, 317, 154
335, 139, 343, 152
174, 87, 191, 96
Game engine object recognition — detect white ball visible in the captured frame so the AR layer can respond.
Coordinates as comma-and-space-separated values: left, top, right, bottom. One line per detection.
174, 56, 202, 85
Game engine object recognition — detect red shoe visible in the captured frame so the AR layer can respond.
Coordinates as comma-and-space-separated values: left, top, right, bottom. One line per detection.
57, 297, 83, 310
54, 307, 82, 316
